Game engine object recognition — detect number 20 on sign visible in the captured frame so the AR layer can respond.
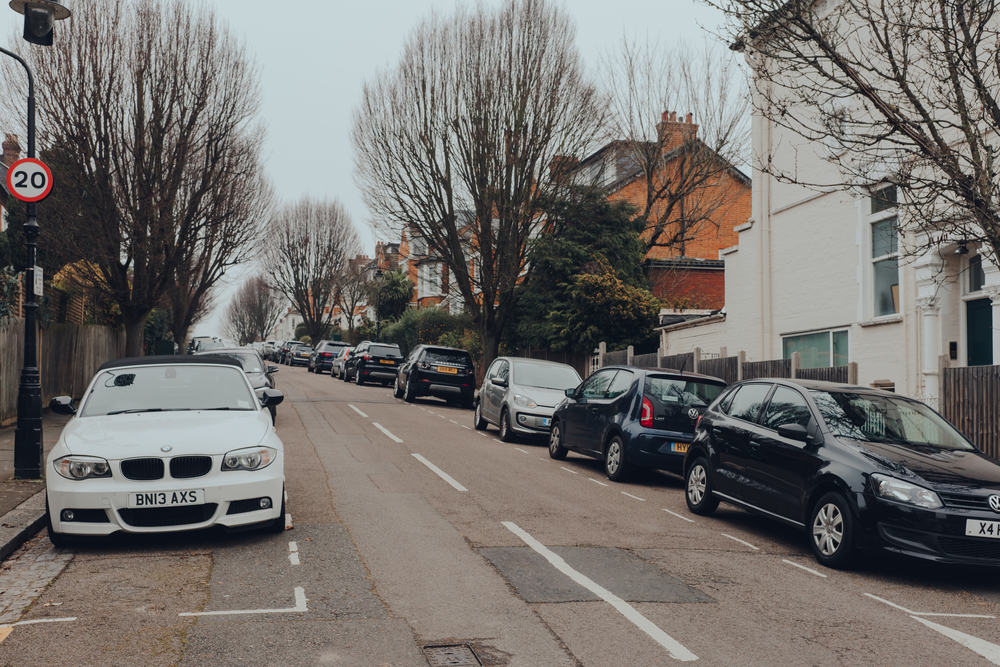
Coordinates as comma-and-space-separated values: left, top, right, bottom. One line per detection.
5, 158, 53, 202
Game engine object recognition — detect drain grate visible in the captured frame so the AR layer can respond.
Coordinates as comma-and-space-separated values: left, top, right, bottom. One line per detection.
422, 644, 482, 666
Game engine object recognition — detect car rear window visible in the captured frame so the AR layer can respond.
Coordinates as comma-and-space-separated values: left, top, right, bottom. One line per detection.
643, 376, 726, 432
424, 349, 471, 366
370, 344, 402, 357
296, 346, 313, 353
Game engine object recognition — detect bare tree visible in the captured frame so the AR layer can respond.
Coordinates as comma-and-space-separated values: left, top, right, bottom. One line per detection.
1, 0, 269, 355
261, 198, 360, 344
334, 259, 370, 344
221, 276, 282, 345
352, 0, 605, 369
222, 296, 255, 346
705, 0, 1000, 265
601, 38, 750, 255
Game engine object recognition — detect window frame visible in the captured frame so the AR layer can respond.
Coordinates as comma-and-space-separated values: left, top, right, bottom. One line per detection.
782, 329, 850, 368
865, 186, 900, 320
725, 383, 775, 425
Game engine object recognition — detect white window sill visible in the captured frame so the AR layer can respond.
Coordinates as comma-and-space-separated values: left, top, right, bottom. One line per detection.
858, 314, 902, 327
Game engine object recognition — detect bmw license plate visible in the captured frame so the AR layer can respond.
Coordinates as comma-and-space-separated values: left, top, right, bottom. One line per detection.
966, 519, 1000, 539
127, 489, 205, 509
671, 442, 689, 453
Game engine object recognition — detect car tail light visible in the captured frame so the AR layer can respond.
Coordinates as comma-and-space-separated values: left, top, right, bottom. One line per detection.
363, 354, 372, 361
695, 414, 702, 431
640, 397, 653, 428
321, 353, 332, 358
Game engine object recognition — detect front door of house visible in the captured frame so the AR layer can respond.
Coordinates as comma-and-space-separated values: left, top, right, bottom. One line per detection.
967, 298, 993, 366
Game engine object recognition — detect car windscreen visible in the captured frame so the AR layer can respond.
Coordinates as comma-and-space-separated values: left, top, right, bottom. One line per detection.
82, 365, 256, 417
424, 349, 471, 366
810, 391, 975, 450
204, 352, 263, 374
643, 376, 726, 432
370, 344, 402, 357
512, 361, 581, 390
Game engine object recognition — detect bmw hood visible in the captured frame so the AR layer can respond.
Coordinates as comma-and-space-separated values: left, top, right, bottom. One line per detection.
58, 411, 275, 459
851, 440, 1000, 490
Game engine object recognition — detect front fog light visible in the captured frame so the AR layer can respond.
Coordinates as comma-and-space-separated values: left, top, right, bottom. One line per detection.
260, 498, 272, 509
61, 510, 75, 522
55, 456, 112, 481
221, 447, 277, 471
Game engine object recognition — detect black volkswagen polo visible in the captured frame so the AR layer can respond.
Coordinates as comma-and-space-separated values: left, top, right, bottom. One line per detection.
684, 378, 1000, 569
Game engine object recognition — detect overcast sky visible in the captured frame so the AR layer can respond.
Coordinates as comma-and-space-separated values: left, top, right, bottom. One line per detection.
3, 0, 733, 339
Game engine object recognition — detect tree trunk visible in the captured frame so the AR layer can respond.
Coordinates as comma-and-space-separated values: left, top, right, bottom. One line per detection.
479, 327, 500, 379
122, 312, 150, 357
172, 324, 190, 354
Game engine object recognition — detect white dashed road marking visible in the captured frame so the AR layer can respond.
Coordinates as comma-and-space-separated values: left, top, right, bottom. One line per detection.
288, 541, 300, 566
180, 587, 308, 617
2, 617, 77, 627
462, 425, 472, 430
514, 448, 529, 454
348, 404, 368, 418
662, 508, 694, 523
911, 616, 1000, 664
411, 453, 468, 491
559, 467, 578, 475
865, 594, 996, 618
781, 558, 827, 578
721, 534, 759, 551
589, 478, 609, 487
621, 492, 645, 501
285, 513, 293, 530
502, 522, 698, 662
450, 420, 458, 424
373, 423, 403, 443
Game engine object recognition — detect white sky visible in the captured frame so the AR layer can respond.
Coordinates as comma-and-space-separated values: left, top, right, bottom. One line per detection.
1, 1, 733, 339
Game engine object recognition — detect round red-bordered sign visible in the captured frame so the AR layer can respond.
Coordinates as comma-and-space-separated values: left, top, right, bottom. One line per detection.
6, 158, 53, 202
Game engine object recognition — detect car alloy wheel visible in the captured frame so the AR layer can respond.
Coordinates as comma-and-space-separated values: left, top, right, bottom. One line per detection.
813, 503, 843, 557
809, 492, 856, 569
684, 457, 719, 515
548, 423, 567, 460
687, 465, 707, 505
393, 376, 404, 399
473, 401, 487, 430
604, 435, 631, 482
404, 376, 416, 403
499, 409, 514, 442
355, 369, 364, 386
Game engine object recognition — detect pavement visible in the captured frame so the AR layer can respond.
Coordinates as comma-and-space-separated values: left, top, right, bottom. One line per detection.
0, 410, 71, 562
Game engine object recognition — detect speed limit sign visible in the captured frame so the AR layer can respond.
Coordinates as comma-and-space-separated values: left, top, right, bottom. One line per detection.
6, 158, 53, 202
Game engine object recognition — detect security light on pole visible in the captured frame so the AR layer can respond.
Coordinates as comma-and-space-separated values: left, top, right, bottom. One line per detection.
9, 0, 70, 46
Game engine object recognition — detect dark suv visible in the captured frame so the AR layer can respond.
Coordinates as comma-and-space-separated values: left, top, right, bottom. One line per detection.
309, 341, 350, 374
394, 345, 476, 408
344, 341, 403, 385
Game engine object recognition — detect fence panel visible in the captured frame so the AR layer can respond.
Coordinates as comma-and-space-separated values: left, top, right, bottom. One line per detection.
796, 366, 849, 383
631, 352, 658, 368
742, 359, 792, 381
658, 352, 694, 372
514, 348, 592, 383
603, 349, 628, 367
0, 321, 25, 426
698, 356, 739, 384
943, 365, 1000, 459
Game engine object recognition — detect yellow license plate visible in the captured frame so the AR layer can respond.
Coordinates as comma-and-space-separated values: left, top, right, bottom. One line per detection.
672, 442, 689, 453
438, 366, 458, 374
379, 359, 394, 364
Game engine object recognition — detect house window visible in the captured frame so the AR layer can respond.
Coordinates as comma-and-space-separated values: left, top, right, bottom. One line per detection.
871, 185, 896, 214
783, 330, 849, 369
872, 217, 899, 316
969, 254, 986, 293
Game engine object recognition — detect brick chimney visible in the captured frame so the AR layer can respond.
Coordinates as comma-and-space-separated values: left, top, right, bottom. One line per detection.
655, 111, 698, 152
2, 134, 20, 167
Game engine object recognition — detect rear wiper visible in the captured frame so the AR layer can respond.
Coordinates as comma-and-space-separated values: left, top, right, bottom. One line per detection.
106, 408, 191, 415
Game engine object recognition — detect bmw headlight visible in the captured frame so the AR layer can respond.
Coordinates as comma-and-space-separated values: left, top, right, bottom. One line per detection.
871, 474, 942, 509
54, 456, 112, 481
221, 446, 277, 472
513, 394, 537, 408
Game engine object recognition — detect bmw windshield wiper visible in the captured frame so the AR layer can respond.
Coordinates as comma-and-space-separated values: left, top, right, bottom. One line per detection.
202, 407, 232, 411
106, 408, 191, 415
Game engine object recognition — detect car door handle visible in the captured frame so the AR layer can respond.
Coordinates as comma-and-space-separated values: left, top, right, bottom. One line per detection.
750, 440, 762, 449
712, 428, 722, 437
590, 406, 600, 412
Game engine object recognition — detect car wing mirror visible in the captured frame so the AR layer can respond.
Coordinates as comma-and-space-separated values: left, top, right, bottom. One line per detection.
268, 365, 279, 373
49, 396, 76, 416
776, 423, 810, 442
260, 388, 285, 408
564, 388, 576, 398
494, 378, 507, 388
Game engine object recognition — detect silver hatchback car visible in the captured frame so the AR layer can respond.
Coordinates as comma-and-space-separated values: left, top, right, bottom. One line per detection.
473, 357, 583, 441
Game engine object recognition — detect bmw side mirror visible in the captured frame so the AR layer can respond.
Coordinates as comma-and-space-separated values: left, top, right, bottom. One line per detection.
777, 423, 810, 442
260, 389, 285, 408
49, 396, 76, 416
268, 365, 279, 373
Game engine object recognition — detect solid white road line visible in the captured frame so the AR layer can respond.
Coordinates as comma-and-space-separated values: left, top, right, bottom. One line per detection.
721, 534, 759, 551
348, 404, 368, 418
411, 453, 468, 492
621, 492, 646, 501
289, 541, 300, 566
662, 508, 695, 523
373, 423, 403, 443
865, 593, 996, 618
589, 478, 609, 487
781, 558, 827, 578
180, 588, 308, 617
559, 466, 579, 475
911, 616, 1000, 664
502, 522, 698, 662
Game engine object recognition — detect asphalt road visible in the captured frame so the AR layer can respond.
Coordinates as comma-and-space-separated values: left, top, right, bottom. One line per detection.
2, 364, 1000, 666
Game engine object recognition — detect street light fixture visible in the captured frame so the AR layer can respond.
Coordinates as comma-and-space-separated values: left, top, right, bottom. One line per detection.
6, 0, 71, 479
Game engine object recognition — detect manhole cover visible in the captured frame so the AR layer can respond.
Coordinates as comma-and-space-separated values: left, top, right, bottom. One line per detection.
422, 644, 482, 666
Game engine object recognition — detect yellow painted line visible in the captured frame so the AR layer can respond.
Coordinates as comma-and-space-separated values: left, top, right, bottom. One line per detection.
0, 627, 12, 643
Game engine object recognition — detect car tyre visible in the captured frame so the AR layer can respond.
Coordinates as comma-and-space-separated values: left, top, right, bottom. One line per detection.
473, 401, 488, 430
267, 486, 287, 534
308, 364, 314, 373
45, 497, 68, 548
685, 457, 719, 515
498, 409, 515, 442
403, 376, 416, 403
604, 435, 631, 482
393, 376, 404, 398
809, 492, 857, 569
355, 369, 365, 386
548, 422, 568, 460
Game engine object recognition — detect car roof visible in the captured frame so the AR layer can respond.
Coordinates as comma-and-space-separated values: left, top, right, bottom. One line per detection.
762, 378, 881, 394
602, 365, 728, 385
422, 345, 468, 353
98, 355, 242, 371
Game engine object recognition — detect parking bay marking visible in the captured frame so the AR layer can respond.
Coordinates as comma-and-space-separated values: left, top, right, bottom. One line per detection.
373, 423, 403, 443
911, 616, 1000, 664
179, 587, 308, 617
621, 492, 646, 502
865, 594, 995, 618
348, 404, 369, 418
781, 558, 827, 578
589, 478, 609, 487
514, 448, 529, 454
289, 541, 300, 566
662, 508, 695, 523
721, 534, 759, 551
502, 521, 698, 662
559, 467, 578, 475
412, 453, 468, 492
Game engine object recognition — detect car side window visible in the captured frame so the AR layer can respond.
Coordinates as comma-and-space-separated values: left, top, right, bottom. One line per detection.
486, 359, 503, 380
727, 383, 773, 424
606, 370, 634, 399
761, 387, 812, 431
497, 361, 510, 383
580, 370, 617, 399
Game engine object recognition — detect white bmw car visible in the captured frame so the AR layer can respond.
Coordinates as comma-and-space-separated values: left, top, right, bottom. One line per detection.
45, 356, 286, 545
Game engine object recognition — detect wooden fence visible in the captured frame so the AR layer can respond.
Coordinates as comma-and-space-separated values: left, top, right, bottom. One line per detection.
942, 365, 1000, 459
742, 358, 792, 381
699, 356, 740, 384
797, 365, 853, 383
1, 322, 125, 425
603, 349, 628, 366
631, 352, 659, 368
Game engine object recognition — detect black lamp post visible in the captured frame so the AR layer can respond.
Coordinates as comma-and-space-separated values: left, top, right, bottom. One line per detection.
9, 0, 71, 479
374, 269, 385, 342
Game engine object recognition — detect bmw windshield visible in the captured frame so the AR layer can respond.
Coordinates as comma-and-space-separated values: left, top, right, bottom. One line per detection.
82, 365, 256, 417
